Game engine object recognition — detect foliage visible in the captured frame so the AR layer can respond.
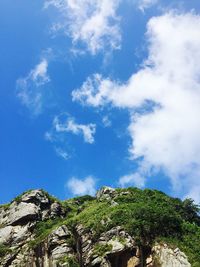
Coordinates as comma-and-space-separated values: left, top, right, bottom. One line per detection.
93, 243, 113, 257
57, 255, 79, 267
70, 187, 200, 265
0, 244, 11, 257
0, 203, 10, 210
158, 221, 200, 266
29, 218, 66, 248
12, 189, 33, 204
2, 187, 199, 266
41, 190, 61, 204
28, 194, 95, 249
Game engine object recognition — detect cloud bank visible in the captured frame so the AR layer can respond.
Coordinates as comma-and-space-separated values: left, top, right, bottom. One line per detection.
72, 12, 200, 202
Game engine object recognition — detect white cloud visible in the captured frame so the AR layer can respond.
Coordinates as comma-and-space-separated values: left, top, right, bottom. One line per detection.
44, 0, 121, 54
102, 115, 112, 127
55, 147, 70, 160
72, 12, 200, 202
66, 176, 96, 195
31, 59, 50, 86
138, 0, 158, 12
53, 115, 96, 143
119, 173, 145, 188
16, 59, 50, 115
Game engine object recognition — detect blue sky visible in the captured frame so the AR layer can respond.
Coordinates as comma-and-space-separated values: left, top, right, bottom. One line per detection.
1, 0, 200, 203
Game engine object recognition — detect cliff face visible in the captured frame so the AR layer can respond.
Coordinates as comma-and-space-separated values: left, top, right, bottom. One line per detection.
0, 187, 198, 267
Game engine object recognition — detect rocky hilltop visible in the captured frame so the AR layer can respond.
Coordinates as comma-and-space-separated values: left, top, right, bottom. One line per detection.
0, 187, 199, 267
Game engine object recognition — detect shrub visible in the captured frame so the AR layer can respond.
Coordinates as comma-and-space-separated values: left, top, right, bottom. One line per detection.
0, 244, 11, 257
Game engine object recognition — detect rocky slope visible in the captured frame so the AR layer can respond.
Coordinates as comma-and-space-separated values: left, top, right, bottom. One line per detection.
0, 187, 199, 267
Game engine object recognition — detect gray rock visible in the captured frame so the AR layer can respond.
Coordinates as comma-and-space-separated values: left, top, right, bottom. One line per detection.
8, 202, 40, 225
48, 225, 71, 246
50, 202, 65, 218
0, 224, 34, 246
96, 187, 116, 201
21, 189, 50, 206
0, 226, 13, 244
152, 244, 191, 267
51, 244, 73, 259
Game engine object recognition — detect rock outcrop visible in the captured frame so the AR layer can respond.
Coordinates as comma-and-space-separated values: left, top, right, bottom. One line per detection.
0, 188, 195, 267
152, 244, 191, 267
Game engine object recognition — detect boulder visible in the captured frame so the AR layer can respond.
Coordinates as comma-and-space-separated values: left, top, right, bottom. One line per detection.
0, 226, 13, 244
21, 190, 50, 206
96, 187, 116, 201
0, 224, 32, 245
50, 202, 65, 218
152, 244, 191, 267
48, 225, 72, 247
8, 202, 39, 225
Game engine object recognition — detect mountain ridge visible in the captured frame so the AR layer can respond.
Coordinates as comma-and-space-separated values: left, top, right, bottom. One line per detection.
0, 187, 199, 267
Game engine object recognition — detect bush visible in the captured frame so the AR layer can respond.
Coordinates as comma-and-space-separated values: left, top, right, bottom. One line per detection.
57, 256, 79, 267
0, 244, 11, 257
93, 243, 113, 257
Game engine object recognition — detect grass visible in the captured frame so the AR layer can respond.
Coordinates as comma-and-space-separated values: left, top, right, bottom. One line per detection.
93, 243, 113, 257
0, 203, 10, 210
28, 218, 67, 248
57, 255, 79, 267
0, 244, 11, 257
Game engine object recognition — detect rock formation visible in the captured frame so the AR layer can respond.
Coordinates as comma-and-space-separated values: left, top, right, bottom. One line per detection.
0, 187, 197, 267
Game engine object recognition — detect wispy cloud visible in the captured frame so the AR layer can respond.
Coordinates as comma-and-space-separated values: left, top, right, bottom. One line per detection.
53, 114, 96, 144
44, 0, 121, 55
102, 115, 112, 128
53, 116, 96, 144
45, 113, 96, 160
16, 59, 50, 115
138, 0, 158, 12
55, 147, 70, 160
72, 12, 200, 202
66, 176, 96, 196
119, 173, 146, 188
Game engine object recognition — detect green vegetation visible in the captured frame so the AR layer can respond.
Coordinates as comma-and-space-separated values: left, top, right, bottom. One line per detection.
69, 188, 200, 265
0, 203, 10, 210
2, 187, 199, 266
93, 243, 113, 257
28, 194, 95, 248
12, 189, 33, 204
157, 222, 200, 266
29, 218, 66, 248
0, 244, 11, 257
57, 256, 79, 267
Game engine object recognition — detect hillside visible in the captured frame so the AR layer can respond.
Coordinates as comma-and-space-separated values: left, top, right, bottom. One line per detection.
0, 187, 199, 267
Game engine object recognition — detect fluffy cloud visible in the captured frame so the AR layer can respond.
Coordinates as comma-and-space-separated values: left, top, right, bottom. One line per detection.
66, 176, 96, 195
53, 114, 96, 144
44, 0, 121, 54
16, 59, 50, 115
72, 12, 200, 202
119, 173, 145, 188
